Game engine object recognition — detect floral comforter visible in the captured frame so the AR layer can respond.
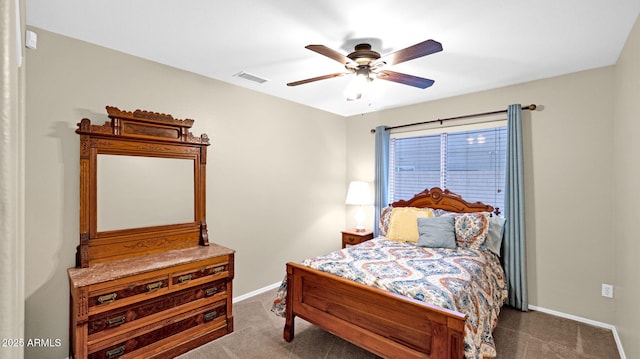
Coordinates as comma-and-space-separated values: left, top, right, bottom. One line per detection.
272, 237, 507, 359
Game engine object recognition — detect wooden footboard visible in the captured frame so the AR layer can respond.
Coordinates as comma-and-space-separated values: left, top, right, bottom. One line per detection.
284, 262, 466, 359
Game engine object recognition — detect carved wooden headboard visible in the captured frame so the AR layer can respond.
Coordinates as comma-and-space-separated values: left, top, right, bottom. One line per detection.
391, 187, 498, 215
75, 106, 210, 267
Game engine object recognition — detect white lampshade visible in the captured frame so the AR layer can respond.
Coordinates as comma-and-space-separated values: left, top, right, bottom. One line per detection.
345, 181, 372, 205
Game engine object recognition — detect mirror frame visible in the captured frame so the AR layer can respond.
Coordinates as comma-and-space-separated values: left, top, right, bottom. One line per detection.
76, 106, 210, 267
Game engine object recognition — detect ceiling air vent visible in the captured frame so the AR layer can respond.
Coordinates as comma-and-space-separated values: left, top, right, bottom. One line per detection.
233, 71, 268, 84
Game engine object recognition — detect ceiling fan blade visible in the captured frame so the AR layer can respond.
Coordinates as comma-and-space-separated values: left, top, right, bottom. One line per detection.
305, 45, 354, 65
378, 39, 443, 67
376, 70, 435, 89
287, 72, 347, 86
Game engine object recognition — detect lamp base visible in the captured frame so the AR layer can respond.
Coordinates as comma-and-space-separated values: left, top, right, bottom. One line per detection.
354, 205, 366, 234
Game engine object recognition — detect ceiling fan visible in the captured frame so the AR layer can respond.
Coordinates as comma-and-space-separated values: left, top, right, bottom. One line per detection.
287, 39, 443, 100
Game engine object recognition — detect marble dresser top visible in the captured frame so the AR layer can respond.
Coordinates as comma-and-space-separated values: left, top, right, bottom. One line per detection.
68, 244, 235, 287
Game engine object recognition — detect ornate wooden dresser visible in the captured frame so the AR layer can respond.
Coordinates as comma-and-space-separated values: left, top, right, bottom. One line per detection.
68, 107, 234, 358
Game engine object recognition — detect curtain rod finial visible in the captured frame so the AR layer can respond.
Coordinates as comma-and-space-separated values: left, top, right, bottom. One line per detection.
528, 104, 537, 111
370, 128, 376, 134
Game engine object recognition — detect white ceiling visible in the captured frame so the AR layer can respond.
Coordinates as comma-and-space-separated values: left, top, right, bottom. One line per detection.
26, 0, 640, 117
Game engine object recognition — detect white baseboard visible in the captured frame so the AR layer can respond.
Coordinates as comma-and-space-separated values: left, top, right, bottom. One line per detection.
233, 281, 281, 303
528, 305, 626, 359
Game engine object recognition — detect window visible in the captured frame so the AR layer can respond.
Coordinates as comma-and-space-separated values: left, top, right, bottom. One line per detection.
389, 124, 507, 211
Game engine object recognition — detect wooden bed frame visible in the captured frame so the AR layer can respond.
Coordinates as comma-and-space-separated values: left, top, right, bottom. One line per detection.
284, 188, 496, 359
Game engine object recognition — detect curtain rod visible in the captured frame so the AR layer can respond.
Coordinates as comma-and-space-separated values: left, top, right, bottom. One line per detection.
370, 104, 537, 133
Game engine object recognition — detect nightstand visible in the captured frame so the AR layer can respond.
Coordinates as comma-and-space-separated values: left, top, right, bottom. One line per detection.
341, 229, 374, 248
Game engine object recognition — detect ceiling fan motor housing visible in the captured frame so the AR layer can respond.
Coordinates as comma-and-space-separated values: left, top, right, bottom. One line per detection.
347, 44, 381, 66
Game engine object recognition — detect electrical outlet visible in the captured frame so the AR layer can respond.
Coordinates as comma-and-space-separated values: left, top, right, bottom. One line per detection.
601, 284, 614, 298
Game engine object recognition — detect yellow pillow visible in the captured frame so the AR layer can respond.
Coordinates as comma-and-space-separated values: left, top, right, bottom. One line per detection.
386, 207, 434, 243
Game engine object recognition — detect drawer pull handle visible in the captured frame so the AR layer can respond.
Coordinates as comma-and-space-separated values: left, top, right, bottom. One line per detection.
204, 311, 217, 322
146, 281, 163, 292
106, 345, 125, 358
98, 293, 117, 304
204, 287, 218, 297
178, 274, 192, 284
107, 315, 126, 327
212, 266, 224, 274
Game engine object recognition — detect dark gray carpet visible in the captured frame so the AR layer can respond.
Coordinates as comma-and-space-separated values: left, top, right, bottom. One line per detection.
177, 289, 620, 359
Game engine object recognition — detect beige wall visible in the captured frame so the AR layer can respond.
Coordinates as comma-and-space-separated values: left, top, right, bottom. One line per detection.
24, 28, 346, 358
613, 15, 640, 359
346, 67, 617, 325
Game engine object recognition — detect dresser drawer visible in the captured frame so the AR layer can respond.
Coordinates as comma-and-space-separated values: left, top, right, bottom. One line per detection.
87, 300, 227, 359
171, 262, 228, 286
87, 279, 227, 336
88, 275, 169, 310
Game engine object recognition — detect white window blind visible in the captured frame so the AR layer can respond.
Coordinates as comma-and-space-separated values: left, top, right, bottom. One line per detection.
389, 125, 507, 212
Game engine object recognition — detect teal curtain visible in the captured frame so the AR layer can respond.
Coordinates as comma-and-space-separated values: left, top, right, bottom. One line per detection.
504, 104, 528, 311
374, 126, 390, 237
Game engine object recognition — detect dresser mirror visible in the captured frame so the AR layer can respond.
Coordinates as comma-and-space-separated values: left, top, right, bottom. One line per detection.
97, 154, 195, 232
76, 106, 210, 267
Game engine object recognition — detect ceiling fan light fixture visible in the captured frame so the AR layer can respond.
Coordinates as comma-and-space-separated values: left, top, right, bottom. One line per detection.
344, 67, 371, 101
